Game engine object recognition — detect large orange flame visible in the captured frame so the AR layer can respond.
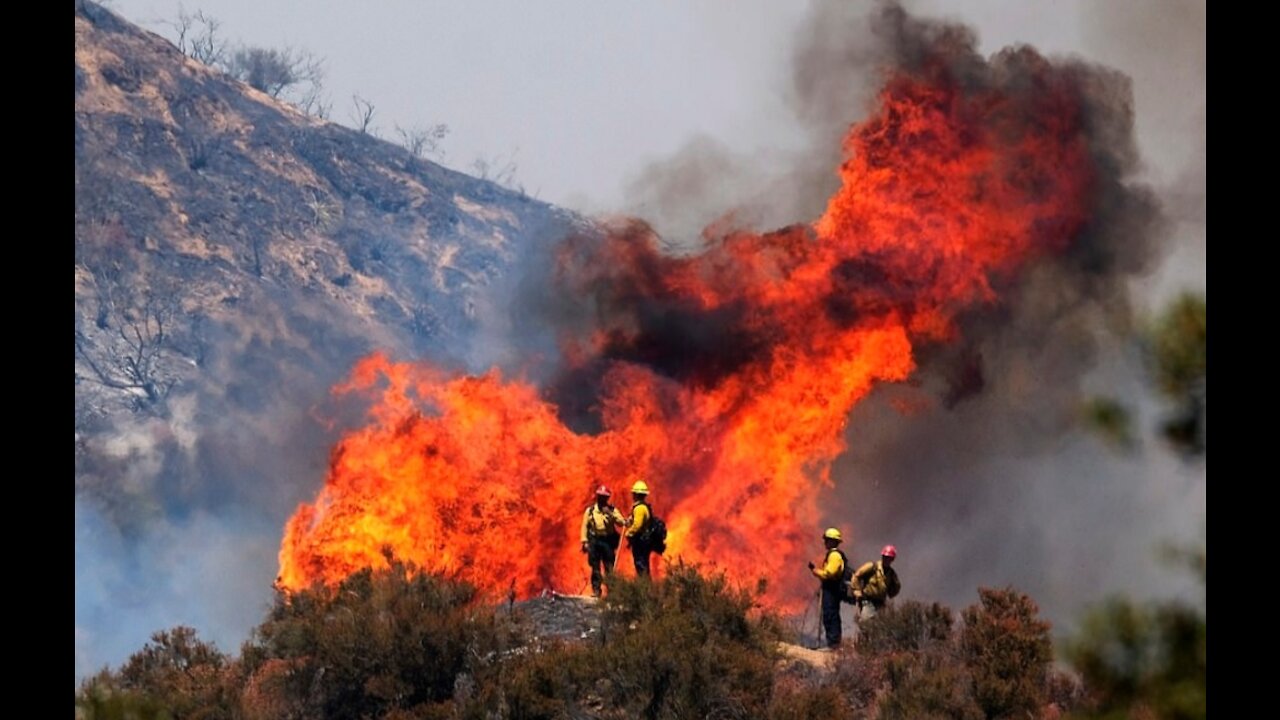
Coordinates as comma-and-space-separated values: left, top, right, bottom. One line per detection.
279, 60, 1094, 607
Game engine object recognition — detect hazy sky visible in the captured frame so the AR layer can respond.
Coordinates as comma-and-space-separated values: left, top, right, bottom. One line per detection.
109, 1, 1204, 226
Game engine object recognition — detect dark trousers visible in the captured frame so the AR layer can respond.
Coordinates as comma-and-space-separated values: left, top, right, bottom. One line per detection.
587, 538, 617, 596
631, 540, 652, 577
821, 585, 843, 647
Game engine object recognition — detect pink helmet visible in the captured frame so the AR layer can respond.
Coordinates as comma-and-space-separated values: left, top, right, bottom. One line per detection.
881, 545, 897, 559
595, 485, 612, 497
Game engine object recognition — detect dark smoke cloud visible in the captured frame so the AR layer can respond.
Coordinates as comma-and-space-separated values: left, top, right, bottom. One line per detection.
803, 1, 1202, 625
542, 0, 1203, 628
553, 1, 1165, 421
1079, 0, 1205, 303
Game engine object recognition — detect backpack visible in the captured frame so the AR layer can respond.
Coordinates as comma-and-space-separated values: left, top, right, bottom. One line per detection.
861, 561, 899, 603
634, 502, 668, 555
835, 550, 857, 604
586, 505, 622, 550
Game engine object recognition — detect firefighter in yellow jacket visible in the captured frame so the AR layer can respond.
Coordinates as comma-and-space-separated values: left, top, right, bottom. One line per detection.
808, 528, 848, 647
580, 485, 626, 598
852, 545, 901, 621
625, 480, 655, 577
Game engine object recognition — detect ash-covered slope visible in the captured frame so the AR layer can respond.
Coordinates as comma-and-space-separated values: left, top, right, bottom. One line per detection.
75, 0, 575, 519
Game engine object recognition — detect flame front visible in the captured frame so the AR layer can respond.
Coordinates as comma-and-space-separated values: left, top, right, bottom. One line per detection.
279, 57, 1095, 607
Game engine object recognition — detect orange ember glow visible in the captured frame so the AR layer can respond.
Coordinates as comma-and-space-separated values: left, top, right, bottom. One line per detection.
279, 64, 1094, 608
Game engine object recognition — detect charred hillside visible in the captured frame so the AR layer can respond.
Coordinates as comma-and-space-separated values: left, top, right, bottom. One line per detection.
74, 0, 576, 526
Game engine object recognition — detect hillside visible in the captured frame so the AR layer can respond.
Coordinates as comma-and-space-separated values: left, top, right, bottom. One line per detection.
74, 0, 576, 528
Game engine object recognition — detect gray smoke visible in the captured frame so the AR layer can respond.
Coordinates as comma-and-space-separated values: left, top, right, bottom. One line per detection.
615, 0, 1205, 629
619, 0, 879, 241
74, 496, 280, 680
1078, 0, 1206, 305
73, 312, 369, 681
815, 0, 1205, 628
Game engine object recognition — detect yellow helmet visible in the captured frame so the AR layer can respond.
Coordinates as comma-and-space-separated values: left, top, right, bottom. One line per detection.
631, 480, 650, 495
823, 527, 843, 542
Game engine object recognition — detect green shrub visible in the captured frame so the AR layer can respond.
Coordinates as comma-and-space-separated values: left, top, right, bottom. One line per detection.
238, 557, 521, 719
1064, 599, 1205, 720
474, 562, 782, 720
879, 649, 983, 720
76, 626, 236, 720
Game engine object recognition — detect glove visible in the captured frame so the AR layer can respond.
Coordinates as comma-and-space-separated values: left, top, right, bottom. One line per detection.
581, 541, 589, 554
807, 561, 816, 570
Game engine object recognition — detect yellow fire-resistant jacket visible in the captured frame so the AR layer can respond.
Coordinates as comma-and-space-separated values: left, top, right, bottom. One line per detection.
581, 504, 625, 543
854, 561, 901, 604
626, 502, 651, 539
812, 548, 845, 581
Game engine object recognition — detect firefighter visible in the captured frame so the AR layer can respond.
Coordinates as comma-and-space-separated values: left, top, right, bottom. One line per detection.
625, 480, 654, 577
808, 527, 848, 648
852, 545, 901, 621
580, 485, 625, 598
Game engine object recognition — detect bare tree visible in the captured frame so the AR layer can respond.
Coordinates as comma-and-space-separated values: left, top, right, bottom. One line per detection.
395, 124, 449, 160
226, 46, 324, 100
304, 190, 341, 229
165, 7, 195, 53
167, 8, 225, 66
75, 275, 184, 410
350, 94, 377, 135
298, 84, 332, 120
472, 149, 534, 196
471, 152, 518, 187
164, 9, 331, 118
